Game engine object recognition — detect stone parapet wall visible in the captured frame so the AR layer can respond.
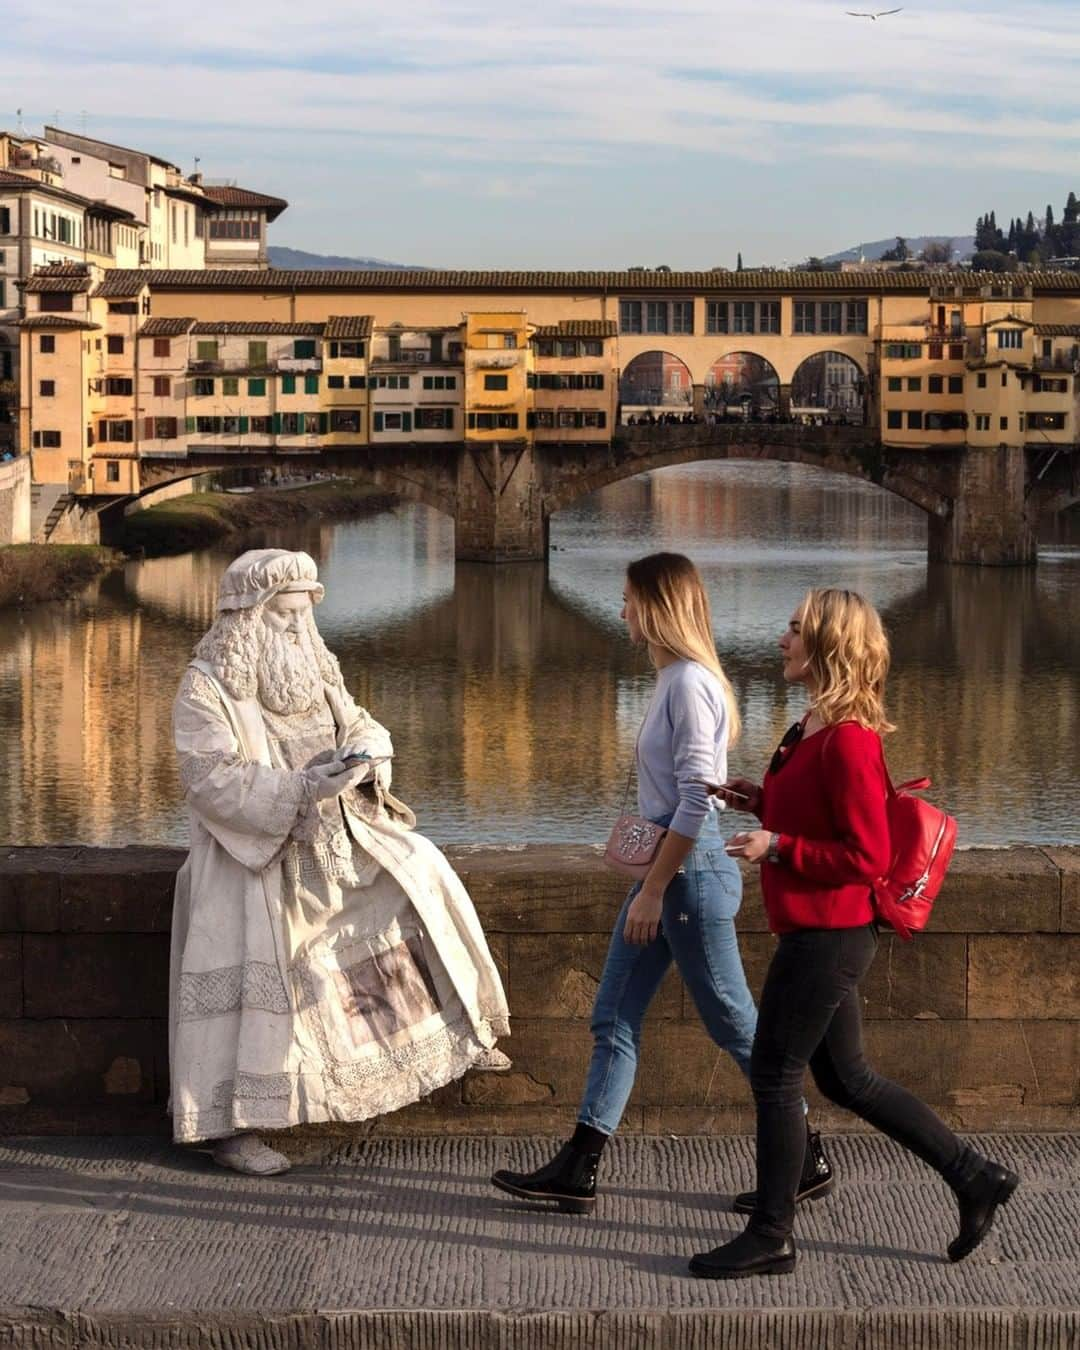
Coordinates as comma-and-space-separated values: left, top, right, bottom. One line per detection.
0, 845, 1076, 1136
0, 455, 30, 545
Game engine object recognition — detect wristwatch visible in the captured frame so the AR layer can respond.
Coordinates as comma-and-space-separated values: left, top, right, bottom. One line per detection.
765, 833, 782, 865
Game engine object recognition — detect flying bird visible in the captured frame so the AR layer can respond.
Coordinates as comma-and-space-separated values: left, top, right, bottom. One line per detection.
847, 7, 903, 17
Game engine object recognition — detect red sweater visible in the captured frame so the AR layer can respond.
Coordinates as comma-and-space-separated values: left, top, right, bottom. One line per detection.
759, 721, 890, 934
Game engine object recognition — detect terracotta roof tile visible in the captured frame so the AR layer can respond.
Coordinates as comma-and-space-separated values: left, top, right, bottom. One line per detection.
139, 317, 197, 337
190, 320, 325, 336
1034, 324, 1080, 337
200, 185, 288, 221
21, 264, 94, 294
93, 272, 150, 298
533, 320, 618, 338
18, 314, 100, 330
325, 315, 375, 339
101, 267, 1080, 296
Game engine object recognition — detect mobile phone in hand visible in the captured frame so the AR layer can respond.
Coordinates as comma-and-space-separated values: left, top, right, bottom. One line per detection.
697, 780, 749, 800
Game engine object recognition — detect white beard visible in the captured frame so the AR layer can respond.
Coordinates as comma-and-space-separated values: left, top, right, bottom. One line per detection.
257, 627, 324, 715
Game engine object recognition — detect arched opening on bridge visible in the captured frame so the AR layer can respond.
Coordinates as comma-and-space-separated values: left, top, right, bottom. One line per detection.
704, 353, 780, 420
790, 351, 866, 424
619, 351, 693, 417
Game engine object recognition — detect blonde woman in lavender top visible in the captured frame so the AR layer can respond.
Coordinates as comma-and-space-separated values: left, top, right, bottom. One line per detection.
491, 552, 832, 1214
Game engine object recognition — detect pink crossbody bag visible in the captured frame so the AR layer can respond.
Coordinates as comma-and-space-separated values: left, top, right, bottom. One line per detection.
603, 728, 668, 881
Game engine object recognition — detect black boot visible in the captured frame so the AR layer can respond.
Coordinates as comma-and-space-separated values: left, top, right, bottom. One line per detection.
948, 1158, 1019, 1262
689, 1226, 796, 1280
732, 1127, 834, 1215
491, 1141, 600, 1215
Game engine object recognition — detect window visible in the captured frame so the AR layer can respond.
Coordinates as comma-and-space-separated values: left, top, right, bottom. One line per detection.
559, 340, 577, 357
484, 374, 509, 391
794, 301, 816, 334
949, 344, 965, 361
281, 375, 296, 394
294, 339, 316, 359
531, 410, 554, 428
329, 340, 365, 359
706, 301, 729, 334
40, 293, 74, 313
152, 417, 178, 439
348, 375, 365, 389
671, 301, 694, 334
0, 207, 9, 233
975, 414, 990, 432
194, 378, 215, 397
645, 301, 668, 334
536, 339, 556, 356
251, 416, 271, 433
247, 378, 266, 396
304, 374, 319, 395
503, 334, 517, 349
372, 411, 413, 433
887, 377, 901, 392
104, 335, 124, 356
40, 335, 56, 354
329, 410, 362, 433
557, 410, 578, 429
415, 408, 454, 430
619, 300, 643, 333
153, 338, 171, 358
926, 411, 967, 432
759, 301, 781, 334
977, 372, 987, 389
280, 413, 299, 434
907, 377, 922, 392
328, 375, 345, 389
222, 377, 239, 397
39, 380, 55, 397
845, 301, 868, 335
927, 376, 942, 394
1028, 412, 1067, 430
101, 420, 133, 442
196, 340, 218, 361
105, 377, 133, 396
32, 430, 62, 448
1000, 417, 1008, 430
886, 410, 902, 430
948, 376, 963, 394
248, 341, 268, 366
820, 302, 843, 334
371, 374, 410, 390
584, 339, 603, 356
997, 329, 1023, 350
1002, 372, 1008, 387
907, 411, 923, 430
106, 461, 120, 483
885, 343, 921, 359
733, 302, 755, 335
422, 375, 457, 390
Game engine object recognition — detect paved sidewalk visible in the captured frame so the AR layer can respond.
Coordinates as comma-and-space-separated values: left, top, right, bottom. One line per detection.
0, 1133, 1077, 1348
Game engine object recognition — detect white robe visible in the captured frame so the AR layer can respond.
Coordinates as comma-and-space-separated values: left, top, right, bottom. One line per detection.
169, 660, 510, 1144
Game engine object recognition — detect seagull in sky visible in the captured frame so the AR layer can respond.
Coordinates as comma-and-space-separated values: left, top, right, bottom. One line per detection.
847, 7, 903, 17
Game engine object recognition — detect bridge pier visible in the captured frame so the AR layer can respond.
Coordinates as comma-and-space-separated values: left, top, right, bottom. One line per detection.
928, 444, 1036, 566
455, 441, 547, 563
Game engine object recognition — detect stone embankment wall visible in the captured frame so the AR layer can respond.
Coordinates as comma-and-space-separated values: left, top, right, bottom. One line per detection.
0, 845, 1076, 1136
0, 456, 30, 545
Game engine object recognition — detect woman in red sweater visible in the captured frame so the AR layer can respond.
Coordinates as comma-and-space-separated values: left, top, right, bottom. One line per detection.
688, 588, 1018, 1279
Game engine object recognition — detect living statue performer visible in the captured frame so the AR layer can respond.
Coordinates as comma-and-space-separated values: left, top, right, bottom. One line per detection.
169, 549, 510, 1175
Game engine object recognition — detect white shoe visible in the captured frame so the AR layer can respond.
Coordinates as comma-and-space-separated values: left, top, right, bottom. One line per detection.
472, 1047, 513, 1073
211, 1133, 291, 1176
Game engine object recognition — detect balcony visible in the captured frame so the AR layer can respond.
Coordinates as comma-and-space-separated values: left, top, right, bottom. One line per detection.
277, 357, 322, 373
1034, 354, 1078, 372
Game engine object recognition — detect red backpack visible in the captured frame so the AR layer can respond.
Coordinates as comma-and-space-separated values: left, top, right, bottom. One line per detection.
872, 771, 958, 941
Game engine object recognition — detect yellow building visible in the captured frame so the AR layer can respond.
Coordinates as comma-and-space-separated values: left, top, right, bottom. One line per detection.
530, 320, 617, 441
464, 311, 533, 443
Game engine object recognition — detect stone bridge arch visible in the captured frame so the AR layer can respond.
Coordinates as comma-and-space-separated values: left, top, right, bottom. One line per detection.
704, 351, 781, 416
619, 351, 694, 411
790, 350, 868, 421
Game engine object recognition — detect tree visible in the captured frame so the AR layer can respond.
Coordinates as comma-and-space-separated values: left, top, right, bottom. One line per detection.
736, 251, 744, 271
922, 239, 954, 265
804, 256, 826, 269
971, 249, 1017, 273
880, 236, 910, 262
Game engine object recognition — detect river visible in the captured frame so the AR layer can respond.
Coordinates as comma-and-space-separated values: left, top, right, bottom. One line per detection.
2, 461, 1077, 848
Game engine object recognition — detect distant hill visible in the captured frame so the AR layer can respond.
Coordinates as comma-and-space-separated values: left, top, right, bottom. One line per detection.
825, 235, 976, 263
268, 246, 425, 271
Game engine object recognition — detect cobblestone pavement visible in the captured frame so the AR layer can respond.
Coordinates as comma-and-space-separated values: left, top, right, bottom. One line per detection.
0, 1133, 1077, 1347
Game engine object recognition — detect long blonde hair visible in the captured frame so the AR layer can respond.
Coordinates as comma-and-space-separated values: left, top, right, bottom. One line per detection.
626, 552, 741, 744
798, 587, 894, 734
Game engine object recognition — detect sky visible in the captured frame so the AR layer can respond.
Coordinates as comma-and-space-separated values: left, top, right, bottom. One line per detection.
6, 0, 1080, 268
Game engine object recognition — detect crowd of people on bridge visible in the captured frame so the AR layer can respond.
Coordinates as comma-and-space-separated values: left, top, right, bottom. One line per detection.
168, 547, 1019, 1280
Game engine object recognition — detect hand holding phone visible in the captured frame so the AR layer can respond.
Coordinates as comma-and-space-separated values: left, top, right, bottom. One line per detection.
698, 781, 749, 800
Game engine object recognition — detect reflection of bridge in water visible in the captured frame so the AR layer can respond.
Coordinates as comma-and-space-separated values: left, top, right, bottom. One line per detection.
121, 422, 1080, 567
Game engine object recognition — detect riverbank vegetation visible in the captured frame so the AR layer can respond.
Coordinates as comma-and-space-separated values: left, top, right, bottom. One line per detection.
120, 479, 398, 557
0, 545, 118, 608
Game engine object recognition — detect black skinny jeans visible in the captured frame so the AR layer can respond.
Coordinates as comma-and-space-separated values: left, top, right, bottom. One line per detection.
750, 924, 977, 1240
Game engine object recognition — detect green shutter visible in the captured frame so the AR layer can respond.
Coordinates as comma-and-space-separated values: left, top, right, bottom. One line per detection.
305, 374, 319, 395
294, 339, 316, 358
319, 412, 328, 434
402, 411, 412, 433
271, 412, 281, 434
239, 416, 249, 434
185, 416, 195, 433
373, 412, 383, 432
282, 375, 296, 395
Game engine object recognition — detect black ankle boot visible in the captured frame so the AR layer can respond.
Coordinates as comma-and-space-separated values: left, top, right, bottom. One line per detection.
732, 1129, 834, 1215
689, 1226, 796, 1280
491, 1142, 600, 1215
948, 1159, 1019, 1262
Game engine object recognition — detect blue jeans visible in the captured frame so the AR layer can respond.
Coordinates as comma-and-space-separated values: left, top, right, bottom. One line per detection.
578, 812, 758, 1135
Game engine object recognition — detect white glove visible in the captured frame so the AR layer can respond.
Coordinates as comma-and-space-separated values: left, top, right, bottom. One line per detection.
306, 760, 370, 802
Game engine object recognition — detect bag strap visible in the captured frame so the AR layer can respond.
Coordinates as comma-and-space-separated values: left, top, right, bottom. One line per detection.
619, 716, 648, 815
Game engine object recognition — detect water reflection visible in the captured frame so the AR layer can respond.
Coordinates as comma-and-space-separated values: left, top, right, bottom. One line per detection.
0, 461, 1076, 846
